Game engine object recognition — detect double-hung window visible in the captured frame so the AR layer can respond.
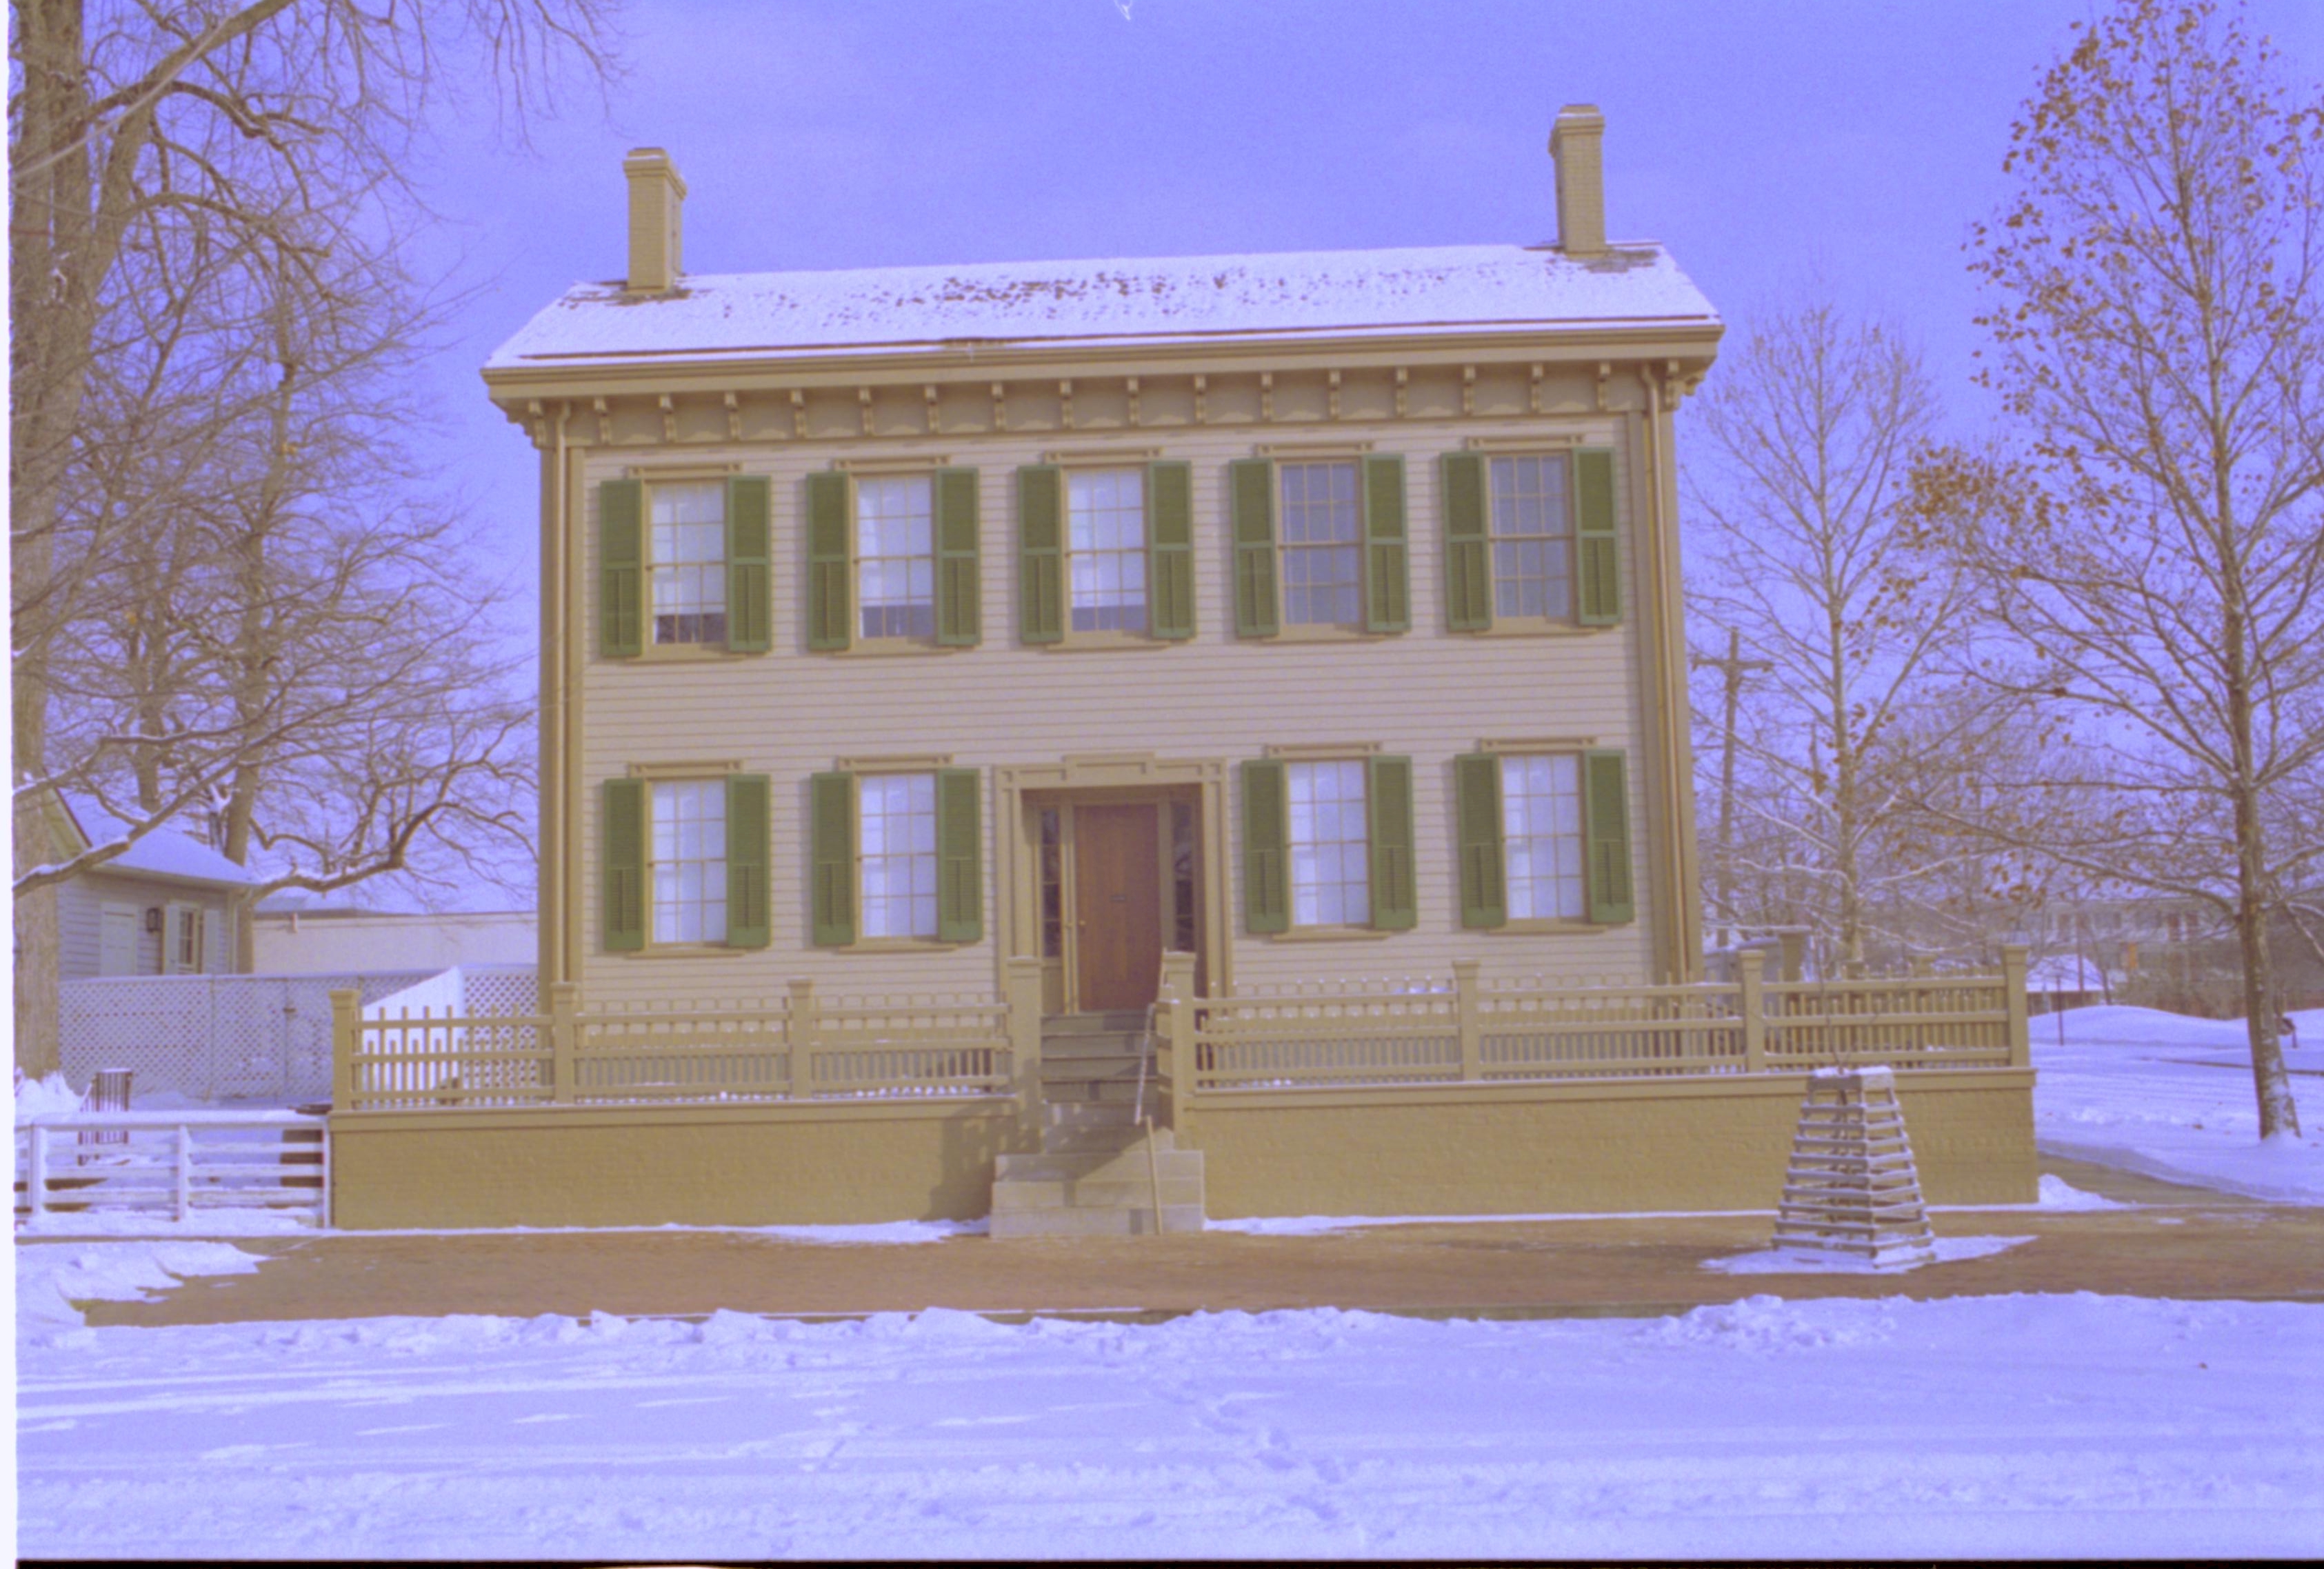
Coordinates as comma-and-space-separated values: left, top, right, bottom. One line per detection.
805, 468, 981, 651
1016, 461, 1194, 643
597, 476, 771, 657
1068, 469, 1148, 633
601, 774, 770, 951
809, 767, 984, 946
1441, 448, 1619, 632
1455, 750, 1634, 928
1241, 753, 1414, 933
1227, 454, 1409, 637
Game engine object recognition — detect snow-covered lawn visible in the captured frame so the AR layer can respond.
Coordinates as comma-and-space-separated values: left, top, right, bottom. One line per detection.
15, 1270, 2323, 1560
2033, 1006, 2324, 1201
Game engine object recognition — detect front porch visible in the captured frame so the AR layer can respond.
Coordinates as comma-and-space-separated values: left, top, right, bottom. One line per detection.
324, 948, 2037, 1228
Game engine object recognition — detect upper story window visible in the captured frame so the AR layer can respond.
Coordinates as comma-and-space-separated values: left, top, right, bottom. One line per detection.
1278, 462, 1364, 628
1487, 456, 1574, 621
855, 475, 937, 641
1068, 468, 1148, 634
807, 468, 980, 652
1499, 753, 1585, 920
651, 779, 727, 943
650, 481, 730, 646
1228, 454, 1408, 639
597, 476, 769, 659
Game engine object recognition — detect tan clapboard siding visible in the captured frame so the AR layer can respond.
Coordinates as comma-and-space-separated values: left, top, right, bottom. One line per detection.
577, 417, 1658, 1006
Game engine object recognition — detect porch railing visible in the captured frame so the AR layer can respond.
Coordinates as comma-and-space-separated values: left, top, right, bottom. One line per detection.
332, 947, 2027, 1116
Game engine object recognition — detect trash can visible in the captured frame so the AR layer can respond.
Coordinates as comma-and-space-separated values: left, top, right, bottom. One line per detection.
77, 1066, 134, 1163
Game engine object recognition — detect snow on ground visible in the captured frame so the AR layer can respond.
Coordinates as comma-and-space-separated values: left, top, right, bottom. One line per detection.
2034, 1006, 2324, 1201
15, 1291, 2323, 1559
1702, 1235, 2034, 1275
16, 1240, 264, 1330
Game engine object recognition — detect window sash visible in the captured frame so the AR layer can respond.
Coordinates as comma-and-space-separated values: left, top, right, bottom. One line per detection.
857, 475, 937, 640
650, 481, 729, 646
1287, 759, 1370, 927
1279, 461, 1363, 627
1488, 455, 1574, 620
859, 772, 939, 939
1501, 754, 1586, 920
1067, 468, 1148, 632
650, 779, 728, 944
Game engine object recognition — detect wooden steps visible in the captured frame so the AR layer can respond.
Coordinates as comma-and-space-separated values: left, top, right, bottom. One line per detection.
990, 1015, 1205, 1239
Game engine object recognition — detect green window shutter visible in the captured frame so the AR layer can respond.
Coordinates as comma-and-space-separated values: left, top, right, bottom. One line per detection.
934, 467, 981, 647
603, 777, 646, 950
936, 767, 983, 943
1362, 455, 1410, 634
725, 772, 772, 948
1241, 759, 1289, 934
599, 479, 644, 658
724, 477, 771, 653
1017, 465, 1065, 645
805, 472, 852, 650
1368, 754, 1416, 930
810, 771, 857, 946
1229, 458, 1279, 638
1575, 448, 1621, 626
1454, 752, 1506, 929
1147, 459, 1196, 641
1440, 453, 1491, 632
1584, 749, 1635, 924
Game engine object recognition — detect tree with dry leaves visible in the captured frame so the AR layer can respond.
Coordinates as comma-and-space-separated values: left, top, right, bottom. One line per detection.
1910, 0, 2322, 1138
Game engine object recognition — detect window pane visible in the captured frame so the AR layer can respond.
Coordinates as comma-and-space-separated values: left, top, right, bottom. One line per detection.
1287, 759, 1370, 926
651, 779, 729, 943
859, 772, 939, 939
650, 483, 730, 646
1488, 455, 1573, 619
1068, 468, 1148, 632
1501, 754, 1585, 920
1279, 461, 1361, 626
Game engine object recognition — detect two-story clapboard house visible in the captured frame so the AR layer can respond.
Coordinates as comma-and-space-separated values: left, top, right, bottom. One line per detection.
323, 108, 2036, 1232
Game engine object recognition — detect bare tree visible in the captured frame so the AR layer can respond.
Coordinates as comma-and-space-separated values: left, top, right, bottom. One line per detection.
1910, 0, 2322, 1138
1685, 293, 1976, 972
10, 0, 614, 1071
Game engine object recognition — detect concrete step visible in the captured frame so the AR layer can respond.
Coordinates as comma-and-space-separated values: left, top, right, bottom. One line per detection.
997, 1145, 1201, 1187
1039, 1032, 1151, 1061
991, 1175, 1208, 1211
1042, 1011, 1149, 1039
990, 1202, 1205, 1239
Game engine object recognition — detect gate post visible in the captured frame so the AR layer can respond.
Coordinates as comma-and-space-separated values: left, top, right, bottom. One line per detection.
329, 988, 359, 1110
1739, 948, 1767, 1075
1159, 950, 1197, 1138
2002, 943, 2031, 1070
547, 981, 579, 1103
28, 1124, 48, 1218
1454, 959, 1483, 1080
1003, 957, 1045, 1141
785, 978, 817, 1099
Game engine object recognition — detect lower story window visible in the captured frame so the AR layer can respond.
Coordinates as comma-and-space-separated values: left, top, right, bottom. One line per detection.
652, 779, 727, 943
860, 772, 939, 938
1288, 759, 1370, 926
1501, 754, 1585, 920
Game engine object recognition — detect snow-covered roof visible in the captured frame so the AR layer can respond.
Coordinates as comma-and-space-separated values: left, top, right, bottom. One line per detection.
63, 795, 263, 888
486, 243, 1718, 370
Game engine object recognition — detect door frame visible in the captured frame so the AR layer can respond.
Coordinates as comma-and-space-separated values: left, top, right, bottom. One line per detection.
994, 754, 1228, 1016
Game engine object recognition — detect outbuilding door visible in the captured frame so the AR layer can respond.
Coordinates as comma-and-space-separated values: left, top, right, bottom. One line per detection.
1073, 803, 1162, 1013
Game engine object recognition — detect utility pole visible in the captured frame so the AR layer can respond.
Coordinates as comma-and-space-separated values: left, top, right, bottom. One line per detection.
1691, 627, 1774, 951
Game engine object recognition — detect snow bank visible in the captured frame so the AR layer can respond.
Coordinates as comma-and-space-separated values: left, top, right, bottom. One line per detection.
15, 1240, 264, 1330
14, 1071, 84, 1123
2034, 1006, 2324, 1201
17, 1208, 317, 1240
1702, 1235, 2032, 1275
19, 1294, 2324, 1559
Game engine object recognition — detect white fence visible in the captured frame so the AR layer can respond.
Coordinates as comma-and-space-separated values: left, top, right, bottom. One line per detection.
13, 1112, 328, 1223
59, 967, 538, 1104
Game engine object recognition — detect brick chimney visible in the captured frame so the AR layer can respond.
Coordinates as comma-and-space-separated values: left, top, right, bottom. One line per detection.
623, 147, 687, 294
1550, 105, 1607, 257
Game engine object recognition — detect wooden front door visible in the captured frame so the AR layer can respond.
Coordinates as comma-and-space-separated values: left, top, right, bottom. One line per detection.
1074, 803, 1162, 1012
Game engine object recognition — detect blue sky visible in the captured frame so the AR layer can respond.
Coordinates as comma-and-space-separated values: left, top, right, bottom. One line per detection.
415, 0, 2324, 644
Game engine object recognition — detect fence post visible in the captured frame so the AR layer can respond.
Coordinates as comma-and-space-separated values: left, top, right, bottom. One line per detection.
174, 1124, 192, 1221
1454, 959, 1483, 1081
785, 978, 817, 1099
330, 988, 359, 1110
1003, 957, 1045, 1141
28, 1124, 48, 1218
1739, 948, 1767, 1075
1160, 950, 1196, 1138
548, 981, 579, 1103
2002, 943, 2030, 1070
